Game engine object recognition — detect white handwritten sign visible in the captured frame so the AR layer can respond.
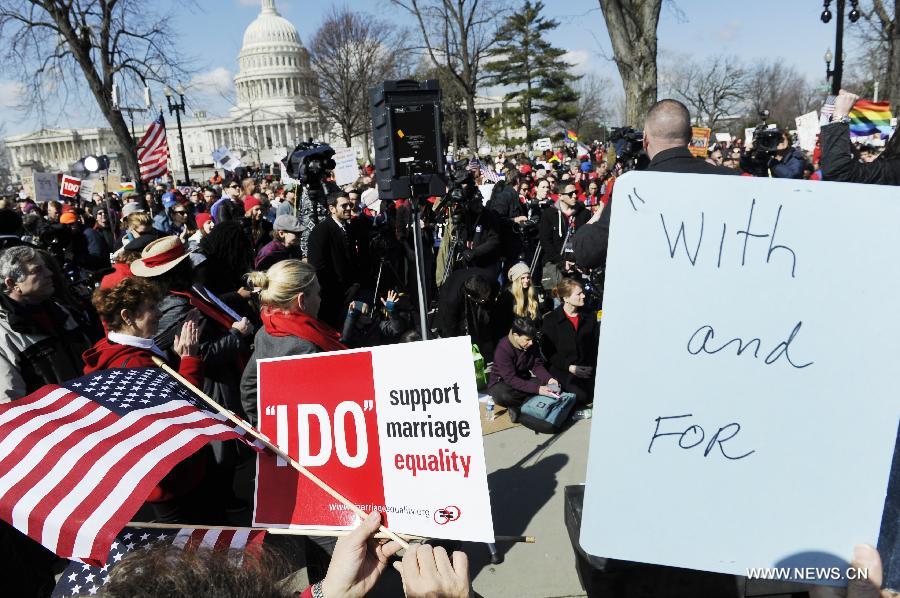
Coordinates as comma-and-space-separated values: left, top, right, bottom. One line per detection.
581, 172, 898, 585
333, 147, 359, 187
33, 172, 60, 202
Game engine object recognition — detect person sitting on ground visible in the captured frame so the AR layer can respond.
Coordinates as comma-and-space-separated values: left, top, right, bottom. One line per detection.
488, 317, 559, 413
493, 261, 541, 343
541, 278, 599, 406
254, 214, 303, 270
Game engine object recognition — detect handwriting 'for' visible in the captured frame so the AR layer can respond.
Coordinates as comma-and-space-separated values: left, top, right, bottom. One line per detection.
660, 198, 797, 278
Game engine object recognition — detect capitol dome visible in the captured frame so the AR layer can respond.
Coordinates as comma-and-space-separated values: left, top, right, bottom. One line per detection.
233, 0, 317, 111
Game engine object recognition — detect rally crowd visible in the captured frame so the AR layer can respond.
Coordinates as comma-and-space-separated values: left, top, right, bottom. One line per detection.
0, 91, 896, 597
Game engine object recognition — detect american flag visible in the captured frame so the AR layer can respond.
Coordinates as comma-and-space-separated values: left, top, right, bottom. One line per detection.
137, 113, 170, 182
52, 526, 266, 597
469, 158, 500, 183
819, 95, 837, 125
0, 368, 261, 565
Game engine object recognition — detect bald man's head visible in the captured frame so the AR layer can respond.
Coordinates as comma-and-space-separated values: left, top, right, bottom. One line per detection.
645, 99, 692, 145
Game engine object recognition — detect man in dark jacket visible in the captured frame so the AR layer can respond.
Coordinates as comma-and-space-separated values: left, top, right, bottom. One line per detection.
307, 191, 362, 328
538, 183, 591, 288
572, 99, 738, 271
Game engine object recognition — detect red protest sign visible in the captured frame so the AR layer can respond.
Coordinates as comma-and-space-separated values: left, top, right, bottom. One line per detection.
60, 175, 81, 198
253, 338, 493, 542
254, 350, 386, 529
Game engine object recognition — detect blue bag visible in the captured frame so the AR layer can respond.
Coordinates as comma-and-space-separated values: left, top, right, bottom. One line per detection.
518, 392, 577, 434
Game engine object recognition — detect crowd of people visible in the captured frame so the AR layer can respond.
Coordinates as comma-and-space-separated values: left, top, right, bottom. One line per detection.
0, 90, 896, 596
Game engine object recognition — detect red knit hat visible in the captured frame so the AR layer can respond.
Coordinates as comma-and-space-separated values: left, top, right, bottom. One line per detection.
243, 197, 262, 214
195, 212, 212, 228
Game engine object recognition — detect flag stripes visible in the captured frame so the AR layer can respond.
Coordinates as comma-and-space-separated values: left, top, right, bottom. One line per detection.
137, 113, 170, 181
0, 368, 257, 565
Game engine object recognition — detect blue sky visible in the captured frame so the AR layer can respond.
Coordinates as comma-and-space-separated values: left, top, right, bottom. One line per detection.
0, 0, 853, 136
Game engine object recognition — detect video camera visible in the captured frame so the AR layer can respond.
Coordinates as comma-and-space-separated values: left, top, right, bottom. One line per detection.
436, 158, 478, 225
609, 127, 648, 171
283, 141, 336, 187
741, 110, 784, 177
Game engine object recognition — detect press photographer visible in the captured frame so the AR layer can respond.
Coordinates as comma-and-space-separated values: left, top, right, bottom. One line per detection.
435, 160, 501, 285
741, 112, 805, 179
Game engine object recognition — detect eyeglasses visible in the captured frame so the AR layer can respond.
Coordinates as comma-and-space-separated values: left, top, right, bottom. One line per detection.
172, 210, 187, 215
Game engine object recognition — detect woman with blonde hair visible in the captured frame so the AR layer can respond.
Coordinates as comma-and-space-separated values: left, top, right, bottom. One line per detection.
239, 259, 345, 426
493, 262, 540, 341
238, 259, 344, 583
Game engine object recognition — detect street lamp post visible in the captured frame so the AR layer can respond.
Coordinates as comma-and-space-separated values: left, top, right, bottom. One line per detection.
164, 84, 191, 185
821, 0, 861, 95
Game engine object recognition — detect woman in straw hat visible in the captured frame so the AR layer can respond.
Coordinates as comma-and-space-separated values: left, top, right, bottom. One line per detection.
132, 235, 254, 514
130, 235, 253, 413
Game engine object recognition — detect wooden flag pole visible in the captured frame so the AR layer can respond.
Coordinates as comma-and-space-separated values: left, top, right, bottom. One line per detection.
151, 357, 410, 549
126, 521, 535, 544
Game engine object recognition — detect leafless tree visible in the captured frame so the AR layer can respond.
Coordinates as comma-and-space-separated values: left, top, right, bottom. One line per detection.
0, 0, 194, 179
570, 73, 613, 134
597, 0, 662, 127
850, 0, 899, 105
390, 0, 505, 149
741, 61, 820, 129
309, 7, 409, 160
664, 55, 747, 130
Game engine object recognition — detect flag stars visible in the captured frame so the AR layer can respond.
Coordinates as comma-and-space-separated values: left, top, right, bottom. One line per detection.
67, 572, 78, 582
140, 533, 150, 541
85, 572, 95, 583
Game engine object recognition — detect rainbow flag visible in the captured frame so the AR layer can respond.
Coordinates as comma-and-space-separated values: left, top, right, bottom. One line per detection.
849, 100, 893, 138
564, 129, 578, 142
119, 181, 136, 193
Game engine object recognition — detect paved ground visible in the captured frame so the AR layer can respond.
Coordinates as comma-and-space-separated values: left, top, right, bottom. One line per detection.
466, 418, 591, 598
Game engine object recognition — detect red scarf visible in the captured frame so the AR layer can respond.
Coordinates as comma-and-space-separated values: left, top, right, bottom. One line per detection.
260, 307, 346, 352
170, 290, 234, 329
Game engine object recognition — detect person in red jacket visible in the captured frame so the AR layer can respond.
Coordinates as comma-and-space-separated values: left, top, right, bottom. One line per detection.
84, 276, 203, 383
82, 276, 208, 522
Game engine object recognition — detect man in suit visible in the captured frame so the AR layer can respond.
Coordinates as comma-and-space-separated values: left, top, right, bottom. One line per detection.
307, 191, 361, 328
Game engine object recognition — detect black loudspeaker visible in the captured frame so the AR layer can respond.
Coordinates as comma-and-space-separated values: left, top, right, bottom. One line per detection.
369, 80, 446, 200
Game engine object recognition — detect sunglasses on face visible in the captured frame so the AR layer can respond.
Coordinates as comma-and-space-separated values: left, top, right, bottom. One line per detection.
173, 210, 187, 215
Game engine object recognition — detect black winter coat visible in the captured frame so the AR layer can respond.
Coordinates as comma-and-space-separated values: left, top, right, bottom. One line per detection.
821, 121, 900, 185
540, 305, 599, 383
538, 202, 591, 266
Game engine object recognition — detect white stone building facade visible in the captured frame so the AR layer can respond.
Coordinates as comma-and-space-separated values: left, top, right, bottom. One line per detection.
5, 0, 325, 183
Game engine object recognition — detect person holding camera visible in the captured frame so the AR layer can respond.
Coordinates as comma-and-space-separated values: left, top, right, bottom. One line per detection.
488, 317, 559, 410
768, 132, 806, 179
538, 183, 590, 290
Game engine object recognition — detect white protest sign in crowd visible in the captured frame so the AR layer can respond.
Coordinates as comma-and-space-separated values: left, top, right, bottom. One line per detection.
253, 337, 494, 543
32, 172, 60, 202
333, 147, 359, 187
580, 171, 898, 583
